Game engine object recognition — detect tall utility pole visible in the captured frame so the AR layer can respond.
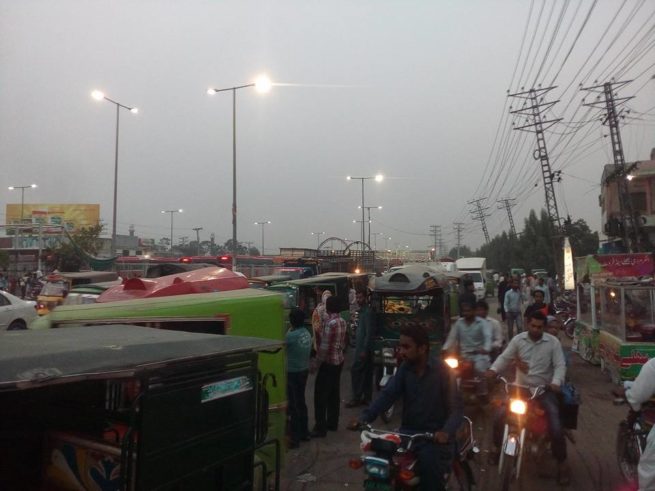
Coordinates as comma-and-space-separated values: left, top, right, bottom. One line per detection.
453, 222, 465, 259
509, 86, 563, 232
582, 80, 642, 252
192, 227, 203, 255
429, 225, 441, 257
497, 198, 517, 238
468, 198, 491, 244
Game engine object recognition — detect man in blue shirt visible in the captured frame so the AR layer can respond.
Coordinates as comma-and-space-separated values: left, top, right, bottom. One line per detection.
286, 308, 312, 448
503, 276, 524, 340
350, 324, 463, 490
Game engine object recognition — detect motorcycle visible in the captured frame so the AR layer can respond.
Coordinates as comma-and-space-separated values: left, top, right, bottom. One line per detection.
374, 340, 400, 423
496, 377, 551, 490
614, 383, 654, 486
553, 301, 576, 339
444, 356, 486, 406
349, 420, 478, 490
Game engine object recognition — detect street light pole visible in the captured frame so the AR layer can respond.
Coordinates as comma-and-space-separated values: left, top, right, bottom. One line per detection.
8, 184, 37, 282
161, 209, 183, 253
254, 221, 271, 255
207, 75, 272, 270
91, 90, 138, 255
347, 174, 383, 249
311, 231, 325, 249
192, 227, 203, 255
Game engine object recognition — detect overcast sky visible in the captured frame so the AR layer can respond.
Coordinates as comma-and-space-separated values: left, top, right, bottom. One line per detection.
1, 0, 653, 254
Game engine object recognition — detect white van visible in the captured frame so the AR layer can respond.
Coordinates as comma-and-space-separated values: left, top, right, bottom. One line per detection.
455, 257, 487, 300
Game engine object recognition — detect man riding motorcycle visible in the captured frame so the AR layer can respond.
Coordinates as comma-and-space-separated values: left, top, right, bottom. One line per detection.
349, 324, 463, 491
485, 310, 570, 485
443, 301, 492, 401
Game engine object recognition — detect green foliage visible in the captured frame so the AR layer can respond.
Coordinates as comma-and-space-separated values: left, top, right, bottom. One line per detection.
475, 210, 598, 275
447, 245, 473, 258
219, 239, 249, 255
0, 250, 9, 270
50, 224, 104, 271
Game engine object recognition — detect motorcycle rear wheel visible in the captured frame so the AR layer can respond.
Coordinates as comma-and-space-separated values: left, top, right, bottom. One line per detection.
499, 454, 516, 491
564, 319, 575, 339
449, 459, 474, 491
616, 422, 641, 484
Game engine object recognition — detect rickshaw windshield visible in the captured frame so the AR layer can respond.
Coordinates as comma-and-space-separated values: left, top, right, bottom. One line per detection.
382, 294, 442, 315
41, 280, 68, 296
372, 288, 445, 341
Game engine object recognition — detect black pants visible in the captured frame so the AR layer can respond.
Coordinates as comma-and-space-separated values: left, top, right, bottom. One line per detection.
409, 436, 453, 491
350, 351, 373, 403
314, 362, 343, 432
287, 370, 309, 443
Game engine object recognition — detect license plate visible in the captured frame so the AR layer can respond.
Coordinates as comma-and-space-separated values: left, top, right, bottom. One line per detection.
364, 480, 391, 490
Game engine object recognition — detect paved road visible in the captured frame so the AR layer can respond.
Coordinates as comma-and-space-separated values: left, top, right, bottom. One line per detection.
281, 309, 628, 490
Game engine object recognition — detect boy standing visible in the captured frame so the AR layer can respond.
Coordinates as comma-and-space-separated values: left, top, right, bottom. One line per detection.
286, 308, 312, 448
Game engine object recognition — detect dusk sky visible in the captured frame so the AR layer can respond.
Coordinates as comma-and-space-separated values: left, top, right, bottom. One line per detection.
1, 0, 653, 253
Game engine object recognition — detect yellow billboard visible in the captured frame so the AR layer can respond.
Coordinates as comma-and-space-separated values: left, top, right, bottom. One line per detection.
6, 204, 100, 232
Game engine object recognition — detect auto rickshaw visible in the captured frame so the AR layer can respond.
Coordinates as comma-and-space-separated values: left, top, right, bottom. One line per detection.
0, 325, 281, 491
37, 271, 119, 315
369, 264, 451, 351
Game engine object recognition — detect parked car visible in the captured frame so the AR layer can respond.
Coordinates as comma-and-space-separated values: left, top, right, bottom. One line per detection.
0, 291, 37, 330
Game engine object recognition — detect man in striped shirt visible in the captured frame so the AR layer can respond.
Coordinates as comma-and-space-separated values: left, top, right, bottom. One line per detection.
312, 296, 347, 437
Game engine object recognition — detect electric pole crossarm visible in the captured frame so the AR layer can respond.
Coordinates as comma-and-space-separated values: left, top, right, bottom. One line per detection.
510, 101, 561, 115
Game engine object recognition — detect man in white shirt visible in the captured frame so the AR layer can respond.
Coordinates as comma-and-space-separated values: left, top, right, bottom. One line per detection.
476, 299, 505, 360
485, 310, 569, 484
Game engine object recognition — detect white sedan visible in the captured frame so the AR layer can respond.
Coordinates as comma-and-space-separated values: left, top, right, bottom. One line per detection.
0, 291, 37, 330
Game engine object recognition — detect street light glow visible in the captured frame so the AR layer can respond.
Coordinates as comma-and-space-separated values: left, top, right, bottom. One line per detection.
130, 107, 139, 114
627, 174, 635, 181
254, 75, 273, 93
7, 186, 14, 190
347, 176, 352, 181
30, 184, 37, 188
375, 174, 384, 182
91, 90, 105, 101
207, 88, 217, 95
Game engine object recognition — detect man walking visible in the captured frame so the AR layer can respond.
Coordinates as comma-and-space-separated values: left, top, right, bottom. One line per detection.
286, 308, 312, 448
312, 296, 347, 437
346, 288, 374, 408
503, 276, 524, 340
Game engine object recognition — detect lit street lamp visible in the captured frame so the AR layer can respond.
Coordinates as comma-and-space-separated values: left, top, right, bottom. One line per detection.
161, 209, 183, 252
207, 75, 272, 270
359, 205, 382, 249
311, 231, 325, 249
347, 174, 383, 249
254, 220, 271, 255
91, 90, 138, 255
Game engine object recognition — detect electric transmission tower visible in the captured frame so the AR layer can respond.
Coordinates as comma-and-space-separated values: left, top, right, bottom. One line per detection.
497, 198, 517, 238
509, 86, 563, 232
582, 80, 644, 252
453, 222, 465, 259
468, 198, 491, 244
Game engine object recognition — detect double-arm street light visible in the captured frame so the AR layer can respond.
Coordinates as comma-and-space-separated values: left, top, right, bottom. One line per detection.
91, 90, 138, 255
311, 231, 325, 249
207, 75, 272, 270
8, 184, 37, 223
254, 220, 271, 255
161, 209, 183, 252
359, 205, 382, 249
347, 175, 383, 249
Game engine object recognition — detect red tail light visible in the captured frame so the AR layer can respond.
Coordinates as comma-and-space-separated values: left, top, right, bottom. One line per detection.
399, 469, 415, 481
348, 458, 363, 470
220, 256, 229, 261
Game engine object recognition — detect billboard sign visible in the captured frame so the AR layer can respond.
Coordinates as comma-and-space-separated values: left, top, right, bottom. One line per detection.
6, 204, 100, 234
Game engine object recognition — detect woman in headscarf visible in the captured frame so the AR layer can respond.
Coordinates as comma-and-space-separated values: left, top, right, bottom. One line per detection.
311, 290, 332, 351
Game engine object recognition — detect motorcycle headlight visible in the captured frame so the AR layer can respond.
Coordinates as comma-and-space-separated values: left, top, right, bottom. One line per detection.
510, 399, 527, 415
444, 357, 459, 369
364, 457, 390, 479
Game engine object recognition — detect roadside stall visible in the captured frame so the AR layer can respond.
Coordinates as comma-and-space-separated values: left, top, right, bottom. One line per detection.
0, 325, 281, 490
573, 253, 655, 383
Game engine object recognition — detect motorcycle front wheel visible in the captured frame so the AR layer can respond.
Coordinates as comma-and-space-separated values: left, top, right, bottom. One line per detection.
616, 421, 641, 484
448, 459, 474, 491
499, 454, 516, 491
564, 319, 575, 339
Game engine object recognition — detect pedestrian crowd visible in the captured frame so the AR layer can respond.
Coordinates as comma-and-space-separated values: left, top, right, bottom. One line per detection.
0, 270, 44, 299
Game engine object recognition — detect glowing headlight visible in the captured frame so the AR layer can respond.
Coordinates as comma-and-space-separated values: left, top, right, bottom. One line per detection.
444, 357, 459, 369
510, 399, 527, 415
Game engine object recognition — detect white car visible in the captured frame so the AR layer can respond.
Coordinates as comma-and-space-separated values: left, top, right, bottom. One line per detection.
0, 291, 37, 330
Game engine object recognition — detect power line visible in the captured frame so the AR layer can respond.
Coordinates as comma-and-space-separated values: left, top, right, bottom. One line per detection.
468, 198, 491, 244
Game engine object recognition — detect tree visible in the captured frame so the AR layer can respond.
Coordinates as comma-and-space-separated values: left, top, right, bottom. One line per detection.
49, 224, 104, 271
219, 239, 248, 255
248, 247, 260, 256
564, 216, 599, 257
447, 245, 473, 259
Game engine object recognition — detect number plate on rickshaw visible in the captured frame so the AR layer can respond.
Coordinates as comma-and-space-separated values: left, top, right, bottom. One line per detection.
201, 375, 253, 403
364, 480, 391, 490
